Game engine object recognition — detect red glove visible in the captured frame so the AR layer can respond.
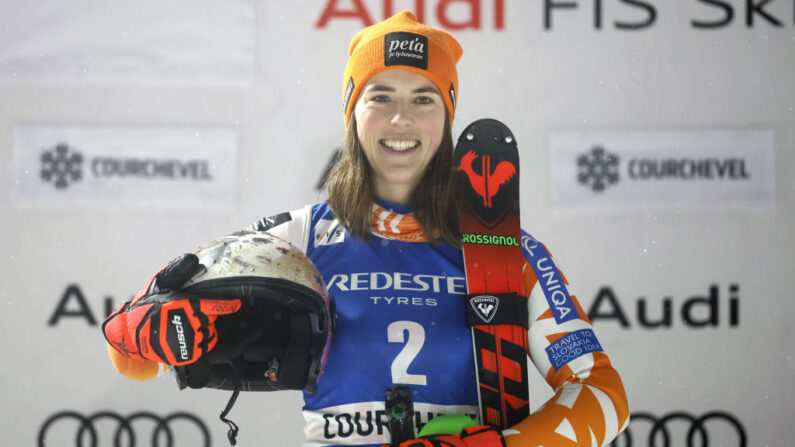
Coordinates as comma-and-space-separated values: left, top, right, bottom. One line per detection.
393, 426, 505, 447
102, 254, 241, 366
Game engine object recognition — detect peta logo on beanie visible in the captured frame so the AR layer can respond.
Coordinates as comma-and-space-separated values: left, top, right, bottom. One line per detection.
384, 32, 428, 70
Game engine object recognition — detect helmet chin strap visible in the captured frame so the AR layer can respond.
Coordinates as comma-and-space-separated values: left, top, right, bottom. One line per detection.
216, 314, 313, 445
219, 366, 241, 445
279, 313, 313, 390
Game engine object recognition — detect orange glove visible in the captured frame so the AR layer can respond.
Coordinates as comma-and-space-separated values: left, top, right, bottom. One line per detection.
102, 254, 241, 366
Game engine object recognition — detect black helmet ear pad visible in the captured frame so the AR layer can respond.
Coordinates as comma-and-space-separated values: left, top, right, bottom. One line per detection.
174, 276, 333, 393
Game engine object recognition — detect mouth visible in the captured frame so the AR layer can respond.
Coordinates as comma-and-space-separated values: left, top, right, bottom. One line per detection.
380, 139, 420, 153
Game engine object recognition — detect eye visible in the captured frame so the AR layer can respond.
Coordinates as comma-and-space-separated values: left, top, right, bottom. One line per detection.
371, 94, 390, 103
415, 96, 434, 105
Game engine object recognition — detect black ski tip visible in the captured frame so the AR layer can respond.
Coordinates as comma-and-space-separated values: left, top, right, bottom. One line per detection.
453, 117, 521, 229
457, 118, 516, 146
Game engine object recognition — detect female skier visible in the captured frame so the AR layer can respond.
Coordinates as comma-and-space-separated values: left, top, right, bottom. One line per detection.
103, 11, 629, 446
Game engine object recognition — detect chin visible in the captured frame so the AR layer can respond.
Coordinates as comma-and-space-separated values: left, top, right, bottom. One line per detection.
384, 174, 422, 186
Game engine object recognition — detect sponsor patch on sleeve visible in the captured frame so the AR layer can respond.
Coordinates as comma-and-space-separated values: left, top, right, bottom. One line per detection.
251, 212, 292, 232
545, 329, 603, 371
523, 234, 579, 324
313, 218, 345, 247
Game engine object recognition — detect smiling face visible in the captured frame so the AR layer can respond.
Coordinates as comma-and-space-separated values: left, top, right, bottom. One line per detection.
353, 69, 446, 205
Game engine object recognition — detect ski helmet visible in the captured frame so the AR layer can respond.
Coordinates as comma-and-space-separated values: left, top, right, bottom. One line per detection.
171, 230, 334, 394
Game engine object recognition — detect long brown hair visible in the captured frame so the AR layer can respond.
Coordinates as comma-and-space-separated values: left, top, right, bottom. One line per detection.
324, 114, 460, 246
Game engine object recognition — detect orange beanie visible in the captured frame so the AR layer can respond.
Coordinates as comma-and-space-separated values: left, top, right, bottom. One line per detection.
342, 10, 463, 128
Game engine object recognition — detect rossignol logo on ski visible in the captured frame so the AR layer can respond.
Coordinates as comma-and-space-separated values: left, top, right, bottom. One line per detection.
470, 295, 500, 324
461, 233, 520, 247
384, 32, 428, 69
457, 150, 516, 208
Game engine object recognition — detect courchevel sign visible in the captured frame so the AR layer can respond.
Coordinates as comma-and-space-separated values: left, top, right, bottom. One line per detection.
13, 125, 237, 210
549, 129, 775, 209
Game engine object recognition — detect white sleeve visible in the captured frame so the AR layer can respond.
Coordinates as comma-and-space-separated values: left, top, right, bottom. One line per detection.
247, 204, 313, 254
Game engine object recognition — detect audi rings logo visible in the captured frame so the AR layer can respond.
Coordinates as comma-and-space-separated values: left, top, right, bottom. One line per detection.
610, 411, 746, 447
38, 410, 211, 447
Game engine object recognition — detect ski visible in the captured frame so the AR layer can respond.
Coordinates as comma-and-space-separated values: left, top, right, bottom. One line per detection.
455, 119, 530, 429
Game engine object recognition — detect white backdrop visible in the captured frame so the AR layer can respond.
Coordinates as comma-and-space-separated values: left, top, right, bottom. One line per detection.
1, 1, 793, 445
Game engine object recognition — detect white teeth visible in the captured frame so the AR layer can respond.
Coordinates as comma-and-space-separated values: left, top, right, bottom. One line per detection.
381, 139, 419, 151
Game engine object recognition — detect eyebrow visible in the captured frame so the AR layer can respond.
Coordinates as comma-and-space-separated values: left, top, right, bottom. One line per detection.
366, 85, 441, 95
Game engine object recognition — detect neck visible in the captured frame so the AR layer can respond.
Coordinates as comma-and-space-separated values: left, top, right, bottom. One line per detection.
373, 179, 415, 206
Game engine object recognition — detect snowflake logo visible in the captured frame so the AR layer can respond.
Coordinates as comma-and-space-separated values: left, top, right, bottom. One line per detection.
40, 143, 83, 190
576, 146, 620, 192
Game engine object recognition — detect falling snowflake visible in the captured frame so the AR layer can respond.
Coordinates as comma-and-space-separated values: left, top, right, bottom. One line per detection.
40, 143, 83, 190
577, 146, 620, 192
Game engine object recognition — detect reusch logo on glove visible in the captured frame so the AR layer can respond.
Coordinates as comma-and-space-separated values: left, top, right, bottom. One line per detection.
166, 309, 194, 362
384, 32, 428, 70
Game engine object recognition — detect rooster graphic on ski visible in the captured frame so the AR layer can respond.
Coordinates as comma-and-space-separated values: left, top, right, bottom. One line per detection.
455, 119, 520, 229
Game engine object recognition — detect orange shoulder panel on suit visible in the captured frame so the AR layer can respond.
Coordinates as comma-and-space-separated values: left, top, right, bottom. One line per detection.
503, 235, 629, 446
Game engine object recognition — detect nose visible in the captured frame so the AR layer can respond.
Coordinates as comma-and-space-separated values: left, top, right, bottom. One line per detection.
389, 101, 413, 127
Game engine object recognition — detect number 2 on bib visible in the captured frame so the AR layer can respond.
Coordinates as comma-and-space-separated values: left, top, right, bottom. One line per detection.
388, 320, 427, 386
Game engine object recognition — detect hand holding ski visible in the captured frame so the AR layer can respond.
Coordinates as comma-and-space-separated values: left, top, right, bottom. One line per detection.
388, 426, 505, 447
